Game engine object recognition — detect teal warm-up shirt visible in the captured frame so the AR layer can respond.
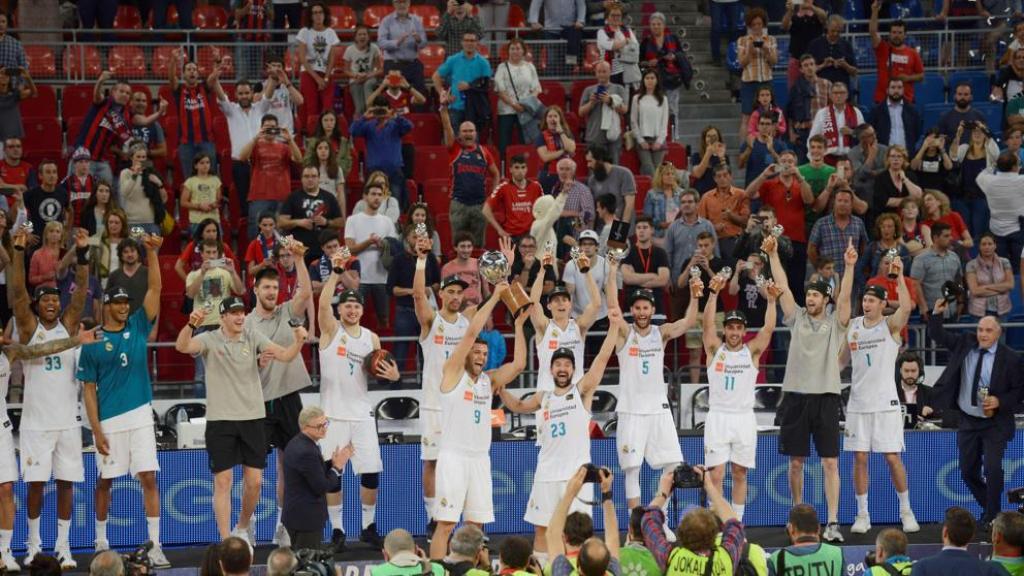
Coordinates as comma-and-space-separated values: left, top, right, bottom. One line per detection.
77, 309, 154, 422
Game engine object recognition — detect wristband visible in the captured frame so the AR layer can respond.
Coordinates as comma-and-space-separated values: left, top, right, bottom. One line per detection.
415, 258, 426, 271
188, 323, 198, 331
76, 246, 89, 265
601, 491, 613, 502
332, 266, 346, 275
657, 491, 669, 500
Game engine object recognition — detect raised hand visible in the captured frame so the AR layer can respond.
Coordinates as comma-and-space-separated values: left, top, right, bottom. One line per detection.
690, 276, 705, 299
708, 274, 727, 294
74, 227, 89, 249
844, 237, 858, 267
77, 324, 103, 344
188, 308, 206, 327
288, 239, 308, 258
499, 235, 516, 265
765, 280, 784, 301
760, 234, 778, 255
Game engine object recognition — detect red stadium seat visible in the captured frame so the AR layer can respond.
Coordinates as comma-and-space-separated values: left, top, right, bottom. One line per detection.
24, 46, 57, 79
505, 144, 541, 176
507, 4, 526, 28
619, 150, 639, 173
418, 45, 446, 77
152, 46, 183, 78
61, 85, 95, 120
407, 113, 442, 145
434, 213, 452, 256
538, 81, 566, 109
20, 85, 57, 119
410, 5, 441, 28
573, 144, 588, 178
22, 118, 61, 157
109, 45, 147, 79
422, 179, 451, 211
665, 142, 687, 169
477, 44, 491, 58
581, 43, 601, 73
212, 116, 232, 157
112, 4, 144, 39
329, 5, 357, 28
363, 5, 394, 27
63, 45, 103, 79
159, 255, 185, 294
413, 146, 449, 187
196, 46, 235, 78
65, 116, 84, 147
634, 175, 651, 215
193, 5, 229, 38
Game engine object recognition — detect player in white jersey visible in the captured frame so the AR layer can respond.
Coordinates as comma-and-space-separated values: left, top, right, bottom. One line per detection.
606, 257, 701, 511
701, 272, 781, 521
839, 252, 919, 534
412, 234, 476, 536
429, 282, 530, 561
10, 226, 91, 569
318, 250, 401, 549
528, 243, 600, 392
499, 309, 623, 559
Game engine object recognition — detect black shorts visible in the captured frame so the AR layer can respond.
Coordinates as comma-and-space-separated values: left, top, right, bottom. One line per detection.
206, 419, 267, 473
264, 391, 303, 451
777, 393, 842, 458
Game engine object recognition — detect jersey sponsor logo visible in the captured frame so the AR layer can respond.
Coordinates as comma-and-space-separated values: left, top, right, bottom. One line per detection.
434, 334, 444, 344
714, 362, 725, 373
548, 340, 558, 350
105, 342, 113, 351
464, 390, 474, 401
543, 410, 550, 421
628, 347, 639, 357
850, 342, 859, 351
336, 345, 347, 357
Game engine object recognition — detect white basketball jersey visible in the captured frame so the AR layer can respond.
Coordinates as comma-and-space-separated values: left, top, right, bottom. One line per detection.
536, 319, 585, 392
420, 312, 470, 410
846, 316, 901, 413
707, 345, 758, 413
319, 325, 376, 421
617, 325, 670, 414
0, 353, 12, 433
439, 371, 492, 456
536, 385, 591, 481
21, 321, 79, 431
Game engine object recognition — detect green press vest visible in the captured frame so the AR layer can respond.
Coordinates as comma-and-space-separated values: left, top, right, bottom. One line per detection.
772, 544, 844, 576
666, 545, 732, 576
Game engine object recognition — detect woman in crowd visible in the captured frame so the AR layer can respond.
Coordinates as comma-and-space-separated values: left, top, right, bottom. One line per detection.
899, 198, 927, 256
920, 189, 973, 257
910, 129, 954, 193
181, 153, 223, 237
596, 1, 641, 90
630, 69, 670, 176
405, 202, 443, 259
965, 233, 1014, 322
0, 64, 37, 143
746, 85, 787, 141
79, 180, 118, 237
494, 38, 542, 160
736, 8, 777, 134
535, 106, 576, 195
118, 144, 167, 236
173, 218, 239, 283
308, 109, 354, 179
90, 208, 128, 287
639, 12, 686, 142
341, 26, 384, 118
952, 119, 1000, 239
691, 125, 728, 193
29, 221, 71, 289
781, 0, 826, 86
872, 145, 922, 219
866, 212, 911, 278
295, 0, 340, 124
353, 171, 402, 224
304, 138, 347, 218
644, 161, 685, 245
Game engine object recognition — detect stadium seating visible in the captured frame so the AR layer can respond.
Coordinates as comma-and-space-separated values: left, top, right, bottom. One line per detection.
63, 45, 103, 79
329, 5, 357, 29
363, 5, 394, 27
24, 46, 56, 79
21, 85, 57, 120
109, 46, 148, 79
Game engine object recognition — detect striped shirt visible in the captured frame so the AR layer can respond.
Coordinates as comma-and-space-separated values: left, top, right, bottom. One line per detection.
556, 179, 594, 229
74, 97, 132, 161
174, 85, 215, 145
738, 34, 777, 83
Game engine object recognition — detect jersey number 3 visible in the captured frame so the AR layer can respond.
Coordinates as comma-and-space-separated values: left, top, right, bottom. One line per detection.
119, 353, 128, 367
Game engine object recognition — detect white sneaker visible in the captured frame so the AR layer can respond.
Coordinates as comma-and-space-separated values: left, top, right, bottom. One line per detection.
230, 525, 253, 546
3, 551, 21, 572
822, 522, 844, 543
21, 545, 40, 568
273, 523, 291, 548
147, 546, 171, 569
94, 539, 110, 552
851, 514, 872, 534
901, 510, 921, 533
55, 545, 77, 570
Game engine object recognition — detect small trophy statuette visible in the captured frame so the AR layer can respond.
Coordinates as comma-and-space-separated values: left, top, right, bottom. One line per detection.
886, 247, 900, 279
605, 220, 631, 264
414, 222, 428, 239
570, 246, 591, 274
130, 226, 147, 240
479, 251, 532, 316
690, 266, 703, 298
770, 224, 784, 238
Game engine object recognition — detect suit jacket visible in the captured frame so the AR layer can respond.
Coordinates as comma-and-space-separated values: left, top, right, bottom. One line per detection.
867, 101, 923, 152
281, 433, 340, 532
910, 548, 1005, 575
927, 314, 1022, 438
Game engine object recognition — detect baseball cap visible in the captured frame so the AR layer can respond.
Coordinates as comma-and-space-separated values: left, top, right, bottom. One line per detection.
548, 284, 571, 300
550, 347, 575, 366
863, 285, 888, 301
578, 230, 600, 244
71, 146, 91, 163
32, 286, 60, 301
103, 286, 131, 304
806, 280, 833, 300
219, 296, 246, 315
724, 309, 748, 326
628, 288, 656, 307
441, 275, 469, 290
333, 289, 364, 306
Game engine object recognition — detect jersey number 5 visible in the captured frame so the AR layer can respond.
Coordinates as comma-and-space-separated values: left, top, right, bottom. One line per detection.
641, 360, 649, 375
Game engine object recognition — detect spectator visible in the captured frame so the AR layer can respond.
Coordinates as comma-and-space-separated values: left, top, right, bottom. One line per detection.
433, 31, 492, 132
579, 62, 628, 164
739, 111, 790, 186
27, 554, 62, 576
866, 212, 911, 277
536, 106, 577, 194
0, 13, 26, 73
747, 86, 787, 141
168, 51, 219, 179
495, 38, 543, 160
388, 224, 441, 371
977, 151, 1024, 266
965, 233, 1014, 322
781, 1, 827, 86
72, 73, 148, 185
644, 161, 685, 244
563, 230, 609, 325
869, 10, 924, 104
587, 146, 636, 223
345, 181, 398, 329
808, 82, 864, 158
240, 114, 303, 237
295, 1, 340, 125
217, 538, 253, 576
665, 189, 718, 295
213, 79, 270, 239
174, 219, 240, 285
737, 8, 778, 130
405, 202, 443, 259
594, 193, 617, 250
806, 15, 858, 89
531, 188, 569, 256
912, 508, 1004, 575
1005, 126, 1024, 167
744, 152, 811, 287
0, 137, 33, 194
351, 97, 413, 207
683, 232, 731, 383
990, 512, 1024, 575
260, 54, 304, 136
28, 222, 72, 290
808, 187, 869, 283
733, 204, 795, 272
308, 232, 362, 299
798, 136, 837, 228
278, 165, 344, 263
233, 0, 273, 82
709, 0, 741, 66
619, 215, 670, 317
847, 125, 888, 210
88, 209, 128, 286
438, 0, 483, 61
440, 105, 500, 247
900, 198, 927, 256
354, 171, 403, 225
868, 79, 922, 151
952, 119, 1000, 239
181, 154, 222, 237
550, 157, 593, 251
0, 65, 34, 145
910, 221, 962, 320
992, 47, 1024, 129
127, 91, 168, 169
118, 145, 167, 236
309, 111, 355, 177
441, 232, 483, 306
729, 253, 769, 328
937, 82, 987, 141
80, 180, 117, 237
304, 138, 347, 217
911, 130, 954, 193
267, 548, 298, 576
511, 235, 558, 301
106, 238, 150, 313
64, 148, 97, 230
766, 504, 844, 575
343, 27, 384, 119
373, 529, 444, 576
245, 212, 282, 282
894, 353, 934, 425
368, 71, 426, 184
528, 0, 585, 70
546, 467, 619, 576
630, 70, 670, 176
438, 525, 489, 576
787, 54, 832, 159
873, 146, 923, 222
23, 160, 69, 235
597, 2, 641, 89
484, 154, 543, 243
920, 189, 973, 255
185, 239, 245, 333
378, 0, 429, 97
640, 13, 686, 142
697, 164, 750, 257
691, 125, 730, 194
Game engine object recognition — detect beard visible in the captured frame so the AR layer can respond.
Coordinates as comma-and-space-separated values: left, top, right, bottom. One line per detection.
593, 163, 608, 182
955, 98, 970, 110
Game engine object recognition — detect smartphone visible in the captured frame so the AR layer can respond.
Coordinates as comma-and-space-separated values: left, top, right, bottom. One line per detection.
836, 164, 846, 180
209, 258, 227, 268
265, 127, 280, 135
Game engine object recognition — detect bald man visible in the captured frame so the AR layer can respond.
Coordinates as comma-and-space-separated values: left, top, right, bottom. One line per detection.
439, 97, 500, 247
374, 529, 445, 576
578, 62, 627, 164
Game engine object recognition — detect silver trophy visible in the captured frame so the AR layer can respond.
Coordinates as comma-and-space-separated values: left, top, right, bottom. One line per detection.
414, 222, 428, 239
690, 266, 703, 298
337, 245, 351, 261
979, 385, 990, 408
130, 226, 147, 240
606, 239, 630, 263
886, 247, 900, 279
569, 246, 590, 273
755, 275, 767, 288
717, 266, 733, 280
21, 221, 33, 234
479, 251, 530, 315
770, 224, 784, 238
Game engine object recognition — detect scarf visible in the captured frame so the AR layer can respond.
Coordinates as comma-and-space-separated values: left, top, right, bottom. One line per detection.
541, 130, 565, 172
823, 104, 858, 150
642, 32, 682, 75
603, 25, 632, 63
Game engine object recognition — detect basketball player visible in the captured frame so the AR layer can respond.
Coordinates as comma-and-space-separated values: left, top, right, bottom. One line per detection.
318, 250, 401, 549
413, 234, 477, 537
840, 252, 919, 534
79, 234, 167, 566
606, 258, 701, 513
499, 308, 624, 561
429, 283, 530, 560
10, 226, 91, 568
701, 273, 782, 521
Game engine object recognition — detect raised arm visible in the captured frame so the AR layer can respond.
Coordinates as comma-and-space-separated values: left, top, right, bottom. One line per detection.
175, 308, 206, 355
317, 251, 347, 345
661, 278, 702, 342
10, 228, 35, 343
887, 257, 912, 336
93, 70, 113, 104
412, 237, 437, 335
868, 0, 882, 48
546, 467, 588, 558
59, 229, 92, 335
497, 387, 543, 414
580, 309, 625, 394
142, 234, 163, 322
764, 234, 797, 319
440, 285, 505, 393
702, 277, 723, 356
5, 324, 100, 363
529, 252, 551, 334
576, 263, 601, 331
836, 238, 857, 329
289, 241, 313, 317
489, 303, 531, 389
440, 106, 455, 147
168, 50, 182, 91
750, 282, 780, 358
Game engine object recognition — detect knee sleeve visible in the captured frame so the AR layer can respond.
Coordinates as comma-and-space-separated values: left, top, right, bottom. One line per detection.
360, 472, 380, 490
624, 467, 642, 501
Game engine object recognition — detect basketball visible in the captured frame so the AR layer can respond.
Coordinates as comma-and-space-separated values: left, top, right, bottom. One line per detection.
363, 349, 396, 376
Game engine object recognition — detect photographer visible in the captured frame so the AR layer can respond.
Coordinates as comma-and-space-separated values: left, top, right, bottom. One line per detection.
219, 537, 252, 576
439, 525, 490, 576
547, 466, 619, 576
350, 97, 413, 208
371, 529, 445, 576
867, 529, 912, 575
991, 512, 1024, 574
267, 548, 298, 576
239, 115, 304, 236
640, 465, 746, 575
768, 504, 842, 574
90, 551, 124, 576
498, 536, 541, 576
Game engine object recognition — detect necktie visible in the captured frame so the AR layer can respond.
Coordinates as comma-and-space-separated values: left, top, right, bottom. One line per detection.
971, 348, 988, 407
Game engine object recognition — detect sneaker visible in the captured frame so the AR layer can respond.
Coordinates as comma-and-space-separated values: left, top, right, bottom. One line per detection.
901, 510, 920, 533
331, 529, 347, 553
94, 539, 110, 553
2, 551, 21, 573
55, 545, 77, 571
851, 514, 871, 534
147, 546, 172, 569
426, 520, 437, 544
273, 523, 291, 548
21, 545, 41, 568
822, 522, 844, 543
360, 523, 383, 548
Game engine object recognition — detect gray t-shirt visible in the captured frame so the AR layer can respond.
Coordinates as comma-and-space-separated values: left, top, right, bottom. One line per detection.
588, 165, 636, 219
910, 249, 962, 317
106, 266, 149, 314
244, 304, 312, 401
579, 83, 628, 144
194, 326, 272, 421
782, 308, 846, 395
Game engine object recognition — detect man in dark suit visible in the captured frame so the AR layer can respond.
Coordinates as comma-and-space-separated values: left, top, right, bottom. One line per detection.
282, 406, 353, 548
867, 79, 922, 151
895, 351, 944, 428
926, 299, 1022, 525
910, 507, 1005, 575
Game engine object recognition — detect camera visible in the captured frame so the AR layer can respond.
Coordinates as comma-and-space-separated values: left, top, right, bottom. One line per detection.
293, 548, 336, 576
596, 85, 607, 97
1007, 487, 1024, 513
942, 280, 964, 304
209, 258, 227, 268
265, 127, 281, 135
963, 121, 977, 131
288, 316, 305, 328
864, 551, 879, 567
672, 463, 704, 489
121, 541, 155, 576
753, 40, 764, 48
582, 464, 606, 483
